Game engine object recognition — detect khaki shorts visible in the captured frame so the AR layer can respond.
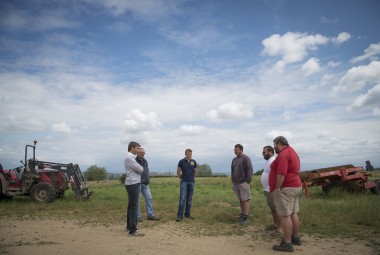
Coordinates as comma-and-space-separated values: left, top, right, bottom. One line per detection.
232, 182, 251, 202
272, 187, 302, 217
264, 191, 276, 212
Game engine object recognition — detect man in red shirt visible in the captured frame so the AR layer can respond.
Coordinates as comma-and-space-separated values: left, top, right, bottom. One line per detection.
269, 136, 302, 252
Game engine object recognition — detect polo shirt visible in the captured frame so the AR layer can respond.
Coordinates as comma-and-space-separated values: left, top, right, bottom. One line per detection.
269, 146, 301, 192
178, 158, 197, 182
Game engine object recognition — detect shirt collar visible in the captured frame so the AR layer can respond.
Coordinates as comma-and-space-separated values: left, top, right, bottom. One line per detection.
128, 152, 137, 158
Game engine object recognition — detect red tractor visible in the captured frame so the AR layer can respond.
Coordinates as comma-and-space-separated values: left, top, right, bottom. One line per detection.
0, 141, 91, 203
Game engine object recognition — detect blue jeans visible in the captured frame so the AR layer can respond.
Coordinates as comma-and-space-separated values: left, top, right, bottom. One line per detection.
177, 181, 195, 219
125, 183, 140, 234
137, 184, 155, 218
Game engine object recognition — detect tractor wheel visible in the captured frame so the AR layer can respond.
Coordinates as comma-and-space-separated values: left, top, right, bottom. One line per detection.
0, 181, 13, 202
321, 184, 332, 193
370, 179, 380, 195
345, 180, 365, 192
30, 183, 55, 203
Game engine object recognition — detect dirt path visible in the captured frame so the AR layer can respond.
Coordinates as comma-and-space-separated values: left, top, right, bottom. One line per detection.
0, 219, 376, 255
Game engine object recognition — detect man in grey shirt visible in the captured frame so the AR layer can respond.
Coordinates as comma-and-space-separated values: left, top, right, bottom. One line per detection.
231, 144, 253, 225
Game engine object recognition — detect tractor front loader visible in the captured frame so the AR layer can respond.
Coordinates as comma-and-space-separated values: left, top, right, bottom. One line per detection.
0, 141, 92, 203
36, 161, 92, 200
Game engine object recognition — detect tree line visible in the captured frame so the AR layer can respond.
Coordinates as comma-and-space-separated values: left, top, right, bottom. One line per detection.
84, 163, 217, 182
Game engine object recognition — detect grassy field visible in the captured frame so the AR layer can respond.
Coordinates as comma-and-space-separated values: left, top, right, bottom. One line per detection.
1, 171, 379, 249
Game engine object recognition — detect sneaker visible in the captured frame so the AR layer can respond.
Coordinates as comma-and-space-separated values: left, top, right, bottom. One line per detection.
291, 235, 302, 246
185, 215, 195, 220
240, 217, 249, 225
176, 218, 182, 222
147, 216, 161, 221
129, 231, 145, 237
273, 241, 294, 252
137, 217, 143, 222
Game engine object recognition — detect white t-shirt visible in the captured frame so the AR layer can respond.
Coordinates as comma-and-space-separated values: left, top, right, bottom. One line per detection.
261, 155, 276, 192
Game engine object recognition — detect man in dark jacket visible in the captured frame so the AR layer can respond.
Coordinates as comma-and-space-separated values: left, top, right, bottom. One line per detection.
136, 148, 160, 221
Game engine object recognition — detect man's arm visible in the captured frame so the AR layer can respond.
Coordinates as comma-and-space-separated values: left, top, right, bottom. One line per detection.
127, 157, 143, 174
194, 167, 198, 177
275, 174, 285, 189
177, 166, 182, 180
246, 157, 253, 184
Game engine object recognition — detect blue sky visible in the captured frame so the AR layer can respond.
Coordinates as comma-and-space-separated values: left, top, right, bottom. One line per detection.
1, 0, 380, 174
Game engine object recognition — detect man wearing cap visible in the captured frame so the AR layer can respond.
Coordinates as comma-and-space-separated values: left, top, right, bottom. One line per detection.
269, 136, 302, 252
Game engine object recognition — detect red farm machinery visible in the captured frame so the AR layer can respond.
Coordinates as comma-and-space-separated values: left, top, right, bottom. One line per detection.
300, 164, 380, 198
0, 141, 92, 203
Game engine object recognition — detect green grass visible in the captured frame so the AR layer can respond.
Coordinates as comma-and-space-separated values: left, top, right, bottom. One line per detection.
1, 172, 380, 248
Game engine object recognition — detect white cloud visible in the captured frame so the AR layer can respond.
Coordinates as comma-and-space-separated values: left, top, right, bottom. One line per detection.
180, 125, 206, 135
261, 32, 351, 72
347, 84, 380, 111
282, 111, 295, 121
105, 21, 133, 33
332, 61, 380, 94
0, 6, 80, 32
265, 130, 293, 141
351, 43, 380, 63
89, 0, 181, 20
331, 32, 351, 44
261, 32, 329, 70
51, 122, 73, 133
301, 58, 320, 77
327, 61, 340, 67
124, 109, 162, 133
320, 16, 339, 24
164, 25, 229, 51
372, 107, 380, 116
316, 130, 330, 139
320, 74, 335, 86
207, 101, 253, 120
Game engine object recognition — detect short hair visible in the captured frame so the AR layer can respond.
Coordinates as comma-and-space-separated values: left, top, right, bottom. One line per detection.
185, 148, 192, 154
234, 144, 243, 151
273, 136, 289, 146
128, 141, 140, 151
263, 145, 274, 154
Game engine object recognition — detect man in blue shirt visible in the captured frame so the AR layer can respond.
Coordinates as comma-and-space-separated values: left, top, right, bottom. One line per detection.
176, 148, 198, 222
